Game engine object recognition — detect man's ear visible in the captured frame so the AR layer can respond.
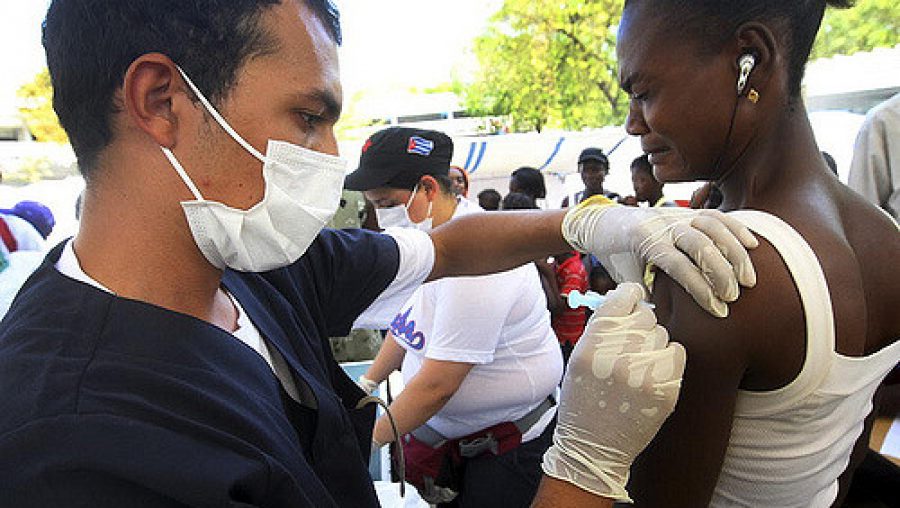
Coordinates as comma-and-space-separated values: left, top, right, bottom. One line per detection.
421, 175, 440, 198
121, 53, 191, 149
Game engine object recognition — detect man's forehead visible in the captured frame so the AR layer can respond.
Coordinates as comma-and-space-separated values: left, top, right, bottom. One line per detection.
260, 1, 342, 90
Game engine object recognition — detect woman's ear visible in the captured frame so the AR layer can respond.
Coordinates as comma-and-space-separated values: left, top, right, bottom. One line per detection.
733, 22, 779, 95
121, 53, 189, 149
421, 175, 439, 199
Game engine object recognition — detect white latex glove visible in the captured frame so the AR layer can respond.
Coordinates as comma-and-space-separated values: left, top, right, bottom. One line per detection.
357, 375, 378, 395
542, 283, 687, 502
562, 198, 758, 317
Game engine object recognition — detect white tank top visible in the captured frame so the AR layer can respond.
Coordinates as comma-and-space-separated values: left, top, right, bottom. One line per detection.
710, 210, 900, 507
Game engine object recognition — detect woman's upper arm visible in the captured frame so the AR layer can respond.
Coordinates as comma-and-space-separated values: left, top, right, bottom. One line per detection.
628, 238, 797, 507
409, 358, 474, 397
626, 271, 754, 507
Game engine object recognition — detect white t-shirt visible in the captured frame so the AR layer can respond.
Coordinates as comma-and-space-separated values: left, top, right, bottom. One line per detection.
391, 205, 563, 441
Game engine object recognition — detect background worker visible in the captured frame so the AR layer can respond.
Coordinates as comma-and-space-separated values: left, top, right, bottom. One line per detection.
848, 93, 900, 221
350, 127, 562, 506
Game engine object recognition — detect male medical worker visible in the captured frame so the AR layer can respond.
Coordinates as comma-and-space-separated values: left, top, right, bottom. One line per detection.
0, 1, 757, 506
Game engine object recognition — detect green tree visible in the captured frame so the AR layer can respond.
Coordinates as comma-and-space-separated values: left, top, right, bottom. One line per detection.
462, 0, 627, 132
17, 68, 68, 144
812, 0, 900, 60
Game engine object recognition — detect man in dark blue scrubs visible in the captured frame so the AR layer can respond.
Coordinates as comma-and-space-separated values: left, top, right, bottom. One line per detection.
0, 1, 759, 506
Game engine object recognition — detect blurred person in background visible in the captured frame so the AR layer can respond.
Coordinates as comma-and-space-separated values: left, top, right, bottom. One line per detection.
621, 155, 676, 207
448, 165, 469, 198
450, 166, 479, 213
821, 151, 838, 176
0, 203, 48, 252
848, 93, 900, 221
561, 148, 620, 208
477, 188, 501, 211
509, 166, 547, 206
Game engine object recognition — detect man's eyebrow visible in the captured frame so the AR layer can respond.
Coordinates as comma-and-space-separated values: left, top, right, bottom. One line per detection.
296, 90, 342, 119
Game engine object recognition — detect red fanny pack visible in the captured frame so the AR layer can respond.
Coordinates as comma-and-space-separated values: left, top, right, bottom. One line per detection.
402, 421, 523, 504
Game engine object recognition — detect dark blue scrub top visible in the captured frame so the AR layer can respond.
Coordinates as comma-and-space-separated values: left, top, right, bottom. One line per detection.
0, 228, 400, 507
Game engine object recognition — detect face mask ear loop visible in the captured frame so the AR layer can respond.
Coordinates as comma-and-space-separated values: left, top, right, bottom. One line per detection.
405, 184, 420, 209
161, 147, 204, 201
174, 65, 266, 164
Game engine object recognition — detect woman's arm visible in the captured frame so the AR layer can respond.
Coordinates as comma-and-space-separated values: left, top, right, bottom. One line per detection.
363, 333, 406, 385
372, 358, 473, 445
627, 239, 802, 507
531, 477, 614, 508
535, 258, 562, 313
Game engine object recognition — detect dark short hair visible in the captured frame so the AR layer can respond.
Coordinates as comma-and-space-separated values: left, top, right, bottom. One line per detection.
501, 192, 538, 211
630, 154, 653, 175
623, 0, 854, 98
477, 189, 502, 210
510, 167, 547, 200
43, 0, 342, 180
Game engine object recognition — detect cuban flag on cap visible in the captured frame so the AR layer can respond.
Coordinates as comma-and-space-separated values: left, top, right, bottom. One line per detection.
407, 136, 434, 156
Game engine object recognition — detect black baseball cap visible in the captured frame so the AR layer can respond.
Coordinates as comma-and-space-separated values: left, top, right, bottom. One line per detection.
578, 147, 609, 165
344, 127, 453, 191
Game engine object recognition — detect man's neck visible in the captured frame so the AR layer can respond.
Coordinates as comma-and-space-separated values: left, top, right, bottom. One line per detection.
75, 178, 235, 330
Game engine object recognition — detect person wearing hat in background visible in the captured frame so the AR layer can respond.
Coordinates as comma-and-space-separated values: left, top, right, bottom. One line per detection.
348, 126, 564, 506
0, 201, 51, 253
1, 1, 760, 506
562, 148, 624, 295
0, 201, 55, 320
2, 201, 56, 240
561, 147, 620, 208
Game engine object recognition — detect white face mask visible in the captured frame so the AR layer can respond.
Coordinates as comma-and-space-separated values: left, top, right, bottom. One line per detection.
160, 67, 347, 272
374, 185, 433, 231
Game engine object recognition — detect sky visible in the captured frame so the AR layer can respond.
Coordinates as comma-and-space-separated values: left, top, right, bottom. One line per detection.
0, 0, 503, 115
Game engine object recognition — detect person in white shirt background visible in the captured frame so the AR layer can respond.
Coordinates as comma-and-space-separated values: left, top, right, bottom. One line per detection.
848, 93, 900, 221
352, 127, 562, 506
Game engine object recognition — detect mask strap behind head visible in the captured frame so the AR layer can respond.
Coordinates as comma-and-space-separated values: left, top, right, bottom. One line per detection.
161, 147, 204, 201
174, 65, 266, 163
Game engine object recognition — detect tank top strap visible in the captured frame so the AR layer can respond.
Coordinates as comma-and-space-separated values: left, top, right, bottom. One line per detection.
728, 210, 835, 416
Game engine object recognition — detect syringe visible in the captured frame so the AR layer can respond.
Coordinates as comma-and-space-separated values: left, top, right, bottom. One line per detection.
566, 289, 655, 310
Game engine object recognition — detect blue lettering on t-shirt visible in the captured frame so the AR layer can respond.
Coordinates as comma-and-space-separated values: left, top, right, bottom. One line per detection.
390, 307, 425, 350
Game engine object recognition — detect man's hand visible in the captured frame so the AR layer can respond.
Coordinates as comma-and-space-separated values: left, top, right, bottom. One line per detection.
562, 197, 758, 317
542, 283, 686, 502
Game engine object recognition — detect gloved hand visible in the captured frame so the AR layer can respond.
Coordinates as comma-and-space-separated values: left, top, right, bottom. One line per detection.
542, 283, 686, 502
561, 196, 758, 317
357, 375, 379, 395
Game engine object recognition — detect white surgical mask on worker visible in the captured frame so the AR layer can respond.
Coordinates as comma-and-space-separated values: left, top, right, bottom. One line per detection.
160, 66, 347, 272
375, 184, 433, 231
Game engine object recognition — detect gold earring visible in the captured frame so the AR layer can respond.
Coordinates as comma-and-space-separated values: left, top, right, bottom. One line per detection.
747, 88, 760, 104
